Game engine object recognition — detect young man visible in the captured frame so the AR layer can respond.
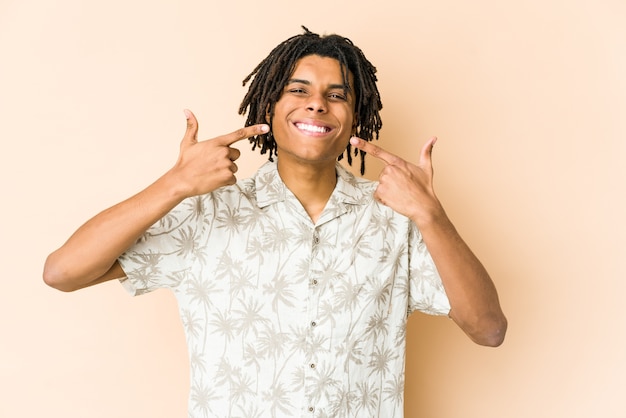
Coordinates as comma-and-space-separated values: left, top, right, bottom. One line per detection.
44, 28, 506, 417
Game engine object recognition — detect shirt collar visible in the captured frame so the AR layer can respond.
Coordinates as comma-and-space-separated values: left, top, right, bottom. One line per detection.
253, 160, 372, 209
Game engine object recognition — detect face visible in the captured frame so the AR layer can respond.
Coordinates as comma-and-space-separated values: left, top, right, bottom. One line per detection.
269, 54, 356, 168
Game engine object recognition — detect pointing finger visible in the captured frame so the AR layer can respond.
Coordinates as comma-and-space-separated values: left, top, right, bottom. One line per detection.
215, 124, 270, 147
349, 136, 402, 165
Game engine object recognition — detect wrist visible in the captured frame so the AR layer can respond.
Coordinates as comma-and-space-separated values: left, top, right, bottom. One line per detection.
410, 205, 451, 231
154, 169, 191, 204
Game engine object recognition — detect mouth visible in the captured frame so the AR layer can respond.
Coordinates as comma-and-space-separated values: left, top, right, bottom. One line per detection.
294, 122, 332, 135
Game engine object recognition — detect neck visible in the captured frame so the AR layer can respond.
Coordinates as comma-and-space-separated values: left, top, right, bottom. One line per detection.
277, 160, 337, 223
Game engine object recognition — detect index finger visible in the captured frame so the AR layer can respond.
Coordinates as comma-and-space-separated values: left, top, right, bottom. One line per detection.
215, 124, 270, 146
349, 136, 402, 165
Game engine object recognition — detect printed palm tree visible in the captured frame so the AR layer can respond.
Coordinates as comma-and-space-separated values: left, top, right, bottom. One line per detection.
310, 258, 345, 290
262, 382, 294, 417
228, 264, 255, 307
286, 324, 308, 356
290, 365, 305, 392
190, 382, 220, 418
172, 225, 201, 259
383, 245, 405, 283
368, 346, 397, 379
153, 208, 182, 232
229, 372, 255, 414
369, 210, 398, 238
383, 374, 405, 413
215, 206, 249, 238
257, 326, 289, 361
366, 274, 392, 309
188, 347, 207, 376
307, 362, 340, 403
245, 235, 268, 287
307, 332, 330, 359
368, 345, 398, 416
128, 251, 163, 282
246, 236, 266, 264
292, 220, 314, 247
317, 300, 338, 331
392, 318, 408, 349
208, 309, 238, 354
243, 343, 262, 391
181, 307, 202, 340
187, 195, 206, 222
185, 276, 219, 311
233, 297, 270, 342
342, 235, 374, 260
355, 380, 380, 416
335, 336, 364, 373
262, 274, 296, 316
213, 252, 237, 281
365, 312, 391, 346
333, 278, 362, 315
256, 171, 282, 200
256, 325, 292, 390
327, 387, 356, 418
264, 221, 294, 254
214, 358, 241, 387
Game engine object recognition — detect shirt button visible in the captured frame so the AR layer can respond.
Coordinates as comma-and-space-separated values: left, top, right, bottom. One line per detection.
310, 363, 316, 369
308, 406, 315, 412
311, 279, 318, 286
311, 321, 317, 327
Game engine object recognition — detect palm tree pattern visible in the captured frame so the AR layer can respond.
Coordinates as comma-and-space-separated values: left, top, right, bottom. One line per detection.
119, 161, 450, 418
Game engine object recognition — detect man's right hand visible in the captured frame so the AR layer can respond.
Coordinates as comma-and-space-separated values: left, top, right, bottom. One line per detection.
169, 109, 269, 198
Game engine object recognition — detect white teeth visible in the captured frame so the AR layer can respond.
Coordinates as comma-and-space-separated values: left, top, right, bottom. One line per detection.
296, 123, 330, 133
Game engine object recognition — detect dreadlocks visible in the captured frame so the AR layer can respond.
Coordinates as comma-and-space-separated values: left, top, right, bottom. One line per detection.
238, 26, 383, 175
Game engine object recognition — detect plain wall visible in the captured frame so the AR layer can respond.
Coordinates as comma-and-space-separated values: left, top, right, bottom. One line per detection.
1, 0, 624, 417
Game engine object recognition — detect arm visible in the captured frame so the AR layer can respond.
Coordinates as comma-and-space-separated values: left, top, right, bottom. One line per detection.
350, 136, 507, 347
43, 110, 269, 292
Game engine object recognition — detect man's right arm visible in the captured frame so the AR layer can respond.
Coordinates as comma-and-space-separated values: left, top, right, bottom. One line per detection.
43, 110, 269, 292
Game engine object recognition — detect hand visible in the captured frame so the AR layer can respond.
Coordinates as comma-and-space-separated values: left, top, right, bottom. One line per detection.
169, 109, 269, 198
349, 136, 445, 225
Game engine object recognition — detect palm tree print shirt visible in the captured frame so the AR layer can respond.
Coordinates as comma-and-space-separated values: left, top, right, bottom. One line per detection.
118, 160, 450, 418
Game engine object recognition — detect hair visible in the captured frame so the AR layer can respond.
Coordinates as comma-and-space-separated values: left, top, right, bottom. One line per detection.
238, 26, 383, 175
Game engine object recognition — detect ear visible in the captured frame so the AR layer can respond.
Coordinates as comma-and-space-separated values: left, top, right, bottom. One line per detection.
265, 104, 272, 124
352, 115, 359, 135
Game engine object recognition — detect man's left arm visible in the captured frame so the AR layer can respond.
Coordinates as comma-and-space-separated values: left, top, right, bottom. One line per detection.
350, 136, 507, 347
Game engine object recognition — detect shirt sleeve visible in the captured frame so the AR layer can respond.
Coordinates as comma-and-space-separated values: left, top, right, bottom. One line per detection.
118, 196, 205, 296
407, 222, 451, 316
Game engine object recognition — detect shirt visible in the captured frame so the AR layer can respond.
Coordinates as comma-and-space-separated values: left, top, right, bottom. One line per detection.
118, 160, 450, 418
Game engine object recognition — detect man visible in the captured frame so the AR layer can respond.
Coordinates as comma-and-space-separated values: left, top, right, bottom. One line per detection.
44, 27, 506, 417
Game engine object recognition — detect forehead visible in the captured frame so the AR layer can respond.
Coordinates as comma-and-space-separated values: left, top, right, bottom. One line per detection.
290, 54, 352, 85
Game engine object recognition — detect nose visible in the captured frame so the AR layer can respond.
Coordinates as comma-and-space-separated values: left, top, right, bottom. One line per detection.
306, 93, 327, 113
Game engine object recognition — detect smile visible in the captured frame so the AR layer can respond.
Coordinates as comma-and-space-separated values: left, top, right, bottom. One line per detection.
295, 123, 331, 134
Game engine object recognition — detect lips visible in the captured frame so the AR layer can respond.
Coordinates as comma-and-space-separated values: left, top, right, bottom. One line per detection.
295, 122, 332, 134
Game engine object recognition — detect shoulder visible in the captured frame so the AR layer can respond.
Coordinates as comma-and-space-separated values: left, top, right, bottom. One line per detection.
335, 163, 378, 204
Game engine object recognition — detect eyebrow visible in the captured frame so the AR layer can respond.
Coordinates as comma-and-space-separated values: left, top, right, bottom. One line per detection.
286, 78, 351, 91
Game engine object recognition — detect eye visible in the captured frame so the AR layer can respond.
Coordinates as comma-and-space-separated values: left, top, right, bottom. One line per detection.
328, 92, 347, 101
287, 87, 307, 95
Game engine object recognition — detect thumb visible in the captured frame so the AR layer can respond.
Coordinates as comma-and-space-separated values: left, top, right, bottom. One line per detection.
420, 136, 437, 168
182, 109, 199, 145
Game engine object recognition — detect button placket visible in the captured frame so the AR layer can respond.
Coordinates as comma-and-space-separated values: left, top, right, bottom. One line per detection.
305, 226, 322, 415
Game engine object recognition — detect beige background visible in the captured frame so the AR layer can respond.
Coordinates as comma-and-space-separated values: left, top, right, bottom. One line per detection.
1, 0, 624, 417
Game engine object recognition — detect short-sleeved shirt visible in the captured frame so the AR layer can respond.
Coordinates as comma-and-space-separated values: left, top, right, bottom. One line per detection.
119, 160, 450, 418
